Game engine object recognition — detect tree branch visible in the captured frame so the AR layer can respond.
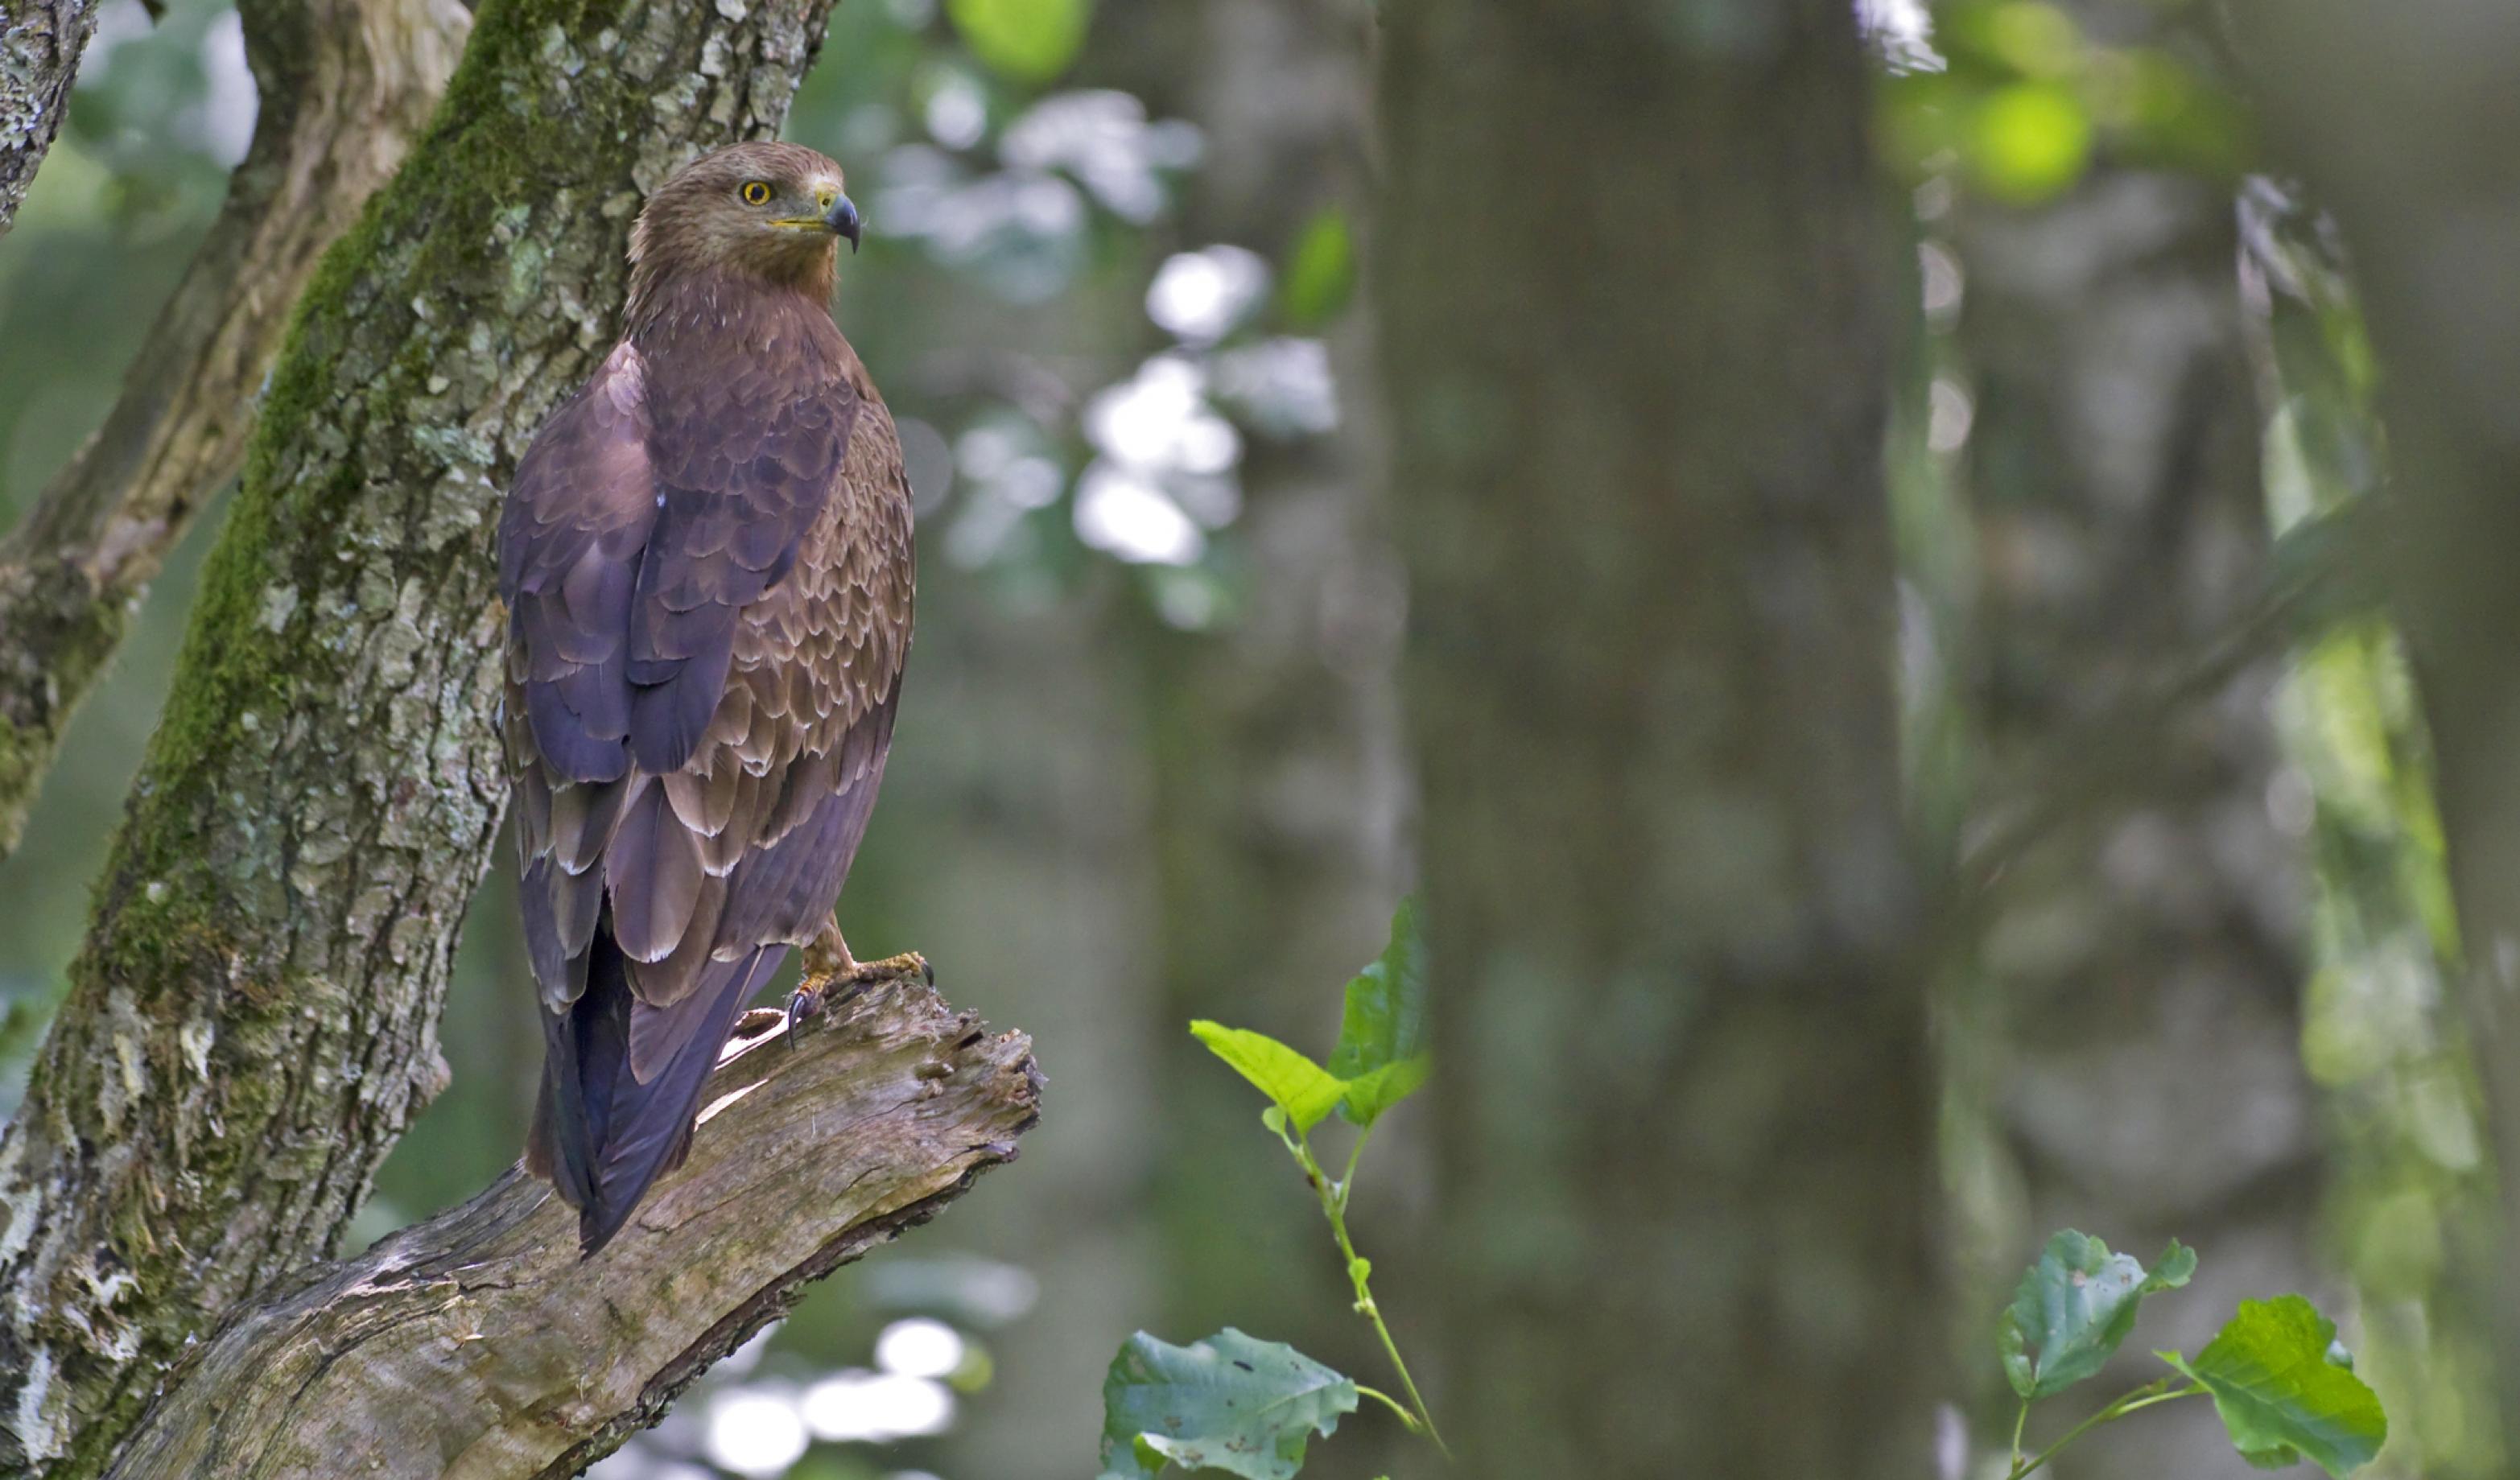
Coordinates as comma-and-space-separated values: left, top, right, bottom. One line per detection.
0, 0, 468, 855
0, 0, 100, 241
103, 965, 1039, 1480
0, 0, 846, 1473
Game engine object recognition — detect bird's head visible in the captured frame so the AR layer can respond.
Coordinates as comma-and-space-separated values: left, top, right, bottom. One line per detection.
628, 142, 861, 309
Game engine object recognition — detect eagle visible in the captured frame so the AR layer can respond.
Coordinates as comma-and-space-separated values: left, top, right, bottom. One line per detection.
497, 142, 913, 1254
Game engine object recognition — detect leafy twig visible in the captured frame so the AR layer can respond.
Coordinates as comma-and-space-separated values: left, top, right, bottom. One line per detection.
1274, 1118, 1450, 1457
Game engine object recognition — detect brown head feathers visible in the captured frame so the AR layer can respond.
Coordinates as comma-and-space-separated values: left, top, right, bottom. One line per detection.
627, 142, 855, 329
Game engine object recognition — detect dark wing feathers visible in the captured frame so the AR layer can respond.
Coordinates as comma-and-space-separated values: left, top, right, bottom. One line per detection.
593, 945, 786, 1249
504, 311, 912, 1255
501, 342, 657, 786
716, 695, 897, 950
605, 781, 707, 967
626, 377, 858, 775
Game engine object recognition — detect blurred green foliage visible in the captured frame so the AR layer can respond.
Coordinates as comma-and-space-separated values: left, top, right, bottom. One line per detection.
2254, 189, 2502, 1478
1878, 4, 2497, 1473
948, 0, 1093, 82
1878, 0, 2246, 203
1275, 210, 1354, 331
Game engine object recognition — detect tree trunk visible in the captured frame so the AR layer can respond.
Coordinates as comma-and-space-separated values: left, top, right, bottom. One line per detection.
0, 0, 874, 1472
0, 0, 467, 857
1380, 2, 1936, 1474
2246, 2, 2520, 1458
1949, 151, 2323, 1475
0, 0, 97, 241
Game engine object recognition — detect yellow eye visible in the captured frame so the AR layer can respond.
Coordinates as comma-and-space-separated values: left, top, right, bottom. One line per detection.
740, 180, 773, 206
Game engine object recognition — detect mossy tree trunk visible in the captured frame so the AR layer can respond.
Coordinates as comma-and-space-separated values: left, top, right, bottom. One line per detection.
1380, 2, 1938, 1474
2248, 2, 2520, 1458
0, 1, 867, 1473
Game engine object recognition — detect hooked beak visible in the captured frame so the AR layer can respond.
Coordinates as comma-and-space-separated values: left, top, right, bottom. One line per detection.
826, 193, 862, 254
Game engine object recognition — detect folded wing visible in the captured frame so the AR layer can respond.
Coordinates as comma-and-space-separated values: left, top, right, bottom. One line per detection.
501, 338, 910, 1252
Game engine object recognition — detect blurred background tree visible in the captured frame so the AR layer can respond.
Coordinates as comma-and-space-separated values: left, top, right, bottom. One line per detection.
1380, 1, 1937, 1476
1, 0, 2514, 1476
1921, 5, 2324, 1475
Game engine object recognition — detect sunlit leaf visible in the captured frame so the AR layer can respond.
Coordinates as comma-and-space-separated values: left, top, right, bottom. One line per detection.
1192, 1021, 1349, 1132
1999, 1231, 2195, 1399
1969, 82, 2091, 202
947, 0, 1093, 83
1097, 1329, 1358, 1480
1278, 209, 1355, 328
2161, 1297, 2386, 1478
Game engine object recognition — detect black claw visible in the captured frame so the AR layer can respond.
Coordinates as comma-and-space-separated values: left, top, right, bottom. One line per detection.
785, 986, 822, 1048
920, 957, 936, 987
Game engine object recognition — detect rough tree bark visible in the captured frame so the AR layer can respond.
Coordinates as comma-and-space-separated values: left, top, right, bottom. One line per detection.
0, 0, 97, 241
0, 0, 890, 1473
1380, 2, 1936, 1474
2247, 2, 2520, 1458
0, 0, 468, 857
107, 972, 1036, 1480
1949, 44, 2322, 1474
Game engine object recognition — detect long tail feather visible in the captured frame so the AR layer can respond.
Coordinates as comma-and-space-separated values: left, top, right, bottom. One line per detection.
527, 930, 787, 1255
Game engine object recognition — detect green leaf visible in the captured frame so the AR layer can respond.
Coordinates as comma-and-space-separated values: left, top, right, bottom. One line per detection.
1097, 1329, 1359, 1479
1192, 1021, 1348, 1132
2162, 1297, 2387, 1478
1338, 1054, 1429, 1128
1327, 900, 1427, 1126
947, 0, 1092, 83
1277, 209, 1355, 328
1999, 1231, 2196, 1399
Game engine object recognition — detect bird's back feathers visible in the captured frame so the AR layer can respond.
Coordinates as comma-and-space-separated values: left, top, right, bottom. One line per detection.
501, 258, 913, 1255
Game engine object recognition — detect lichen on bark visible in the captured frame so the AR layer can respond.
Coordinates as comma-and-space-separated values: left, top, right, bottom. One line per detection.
0, 0, 101, 241
0, 0, 844, 1472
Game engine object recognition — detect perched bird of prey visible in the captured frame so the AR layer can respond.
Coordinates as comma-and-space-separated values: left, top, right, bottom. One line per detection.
497, 142, 912, 1254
